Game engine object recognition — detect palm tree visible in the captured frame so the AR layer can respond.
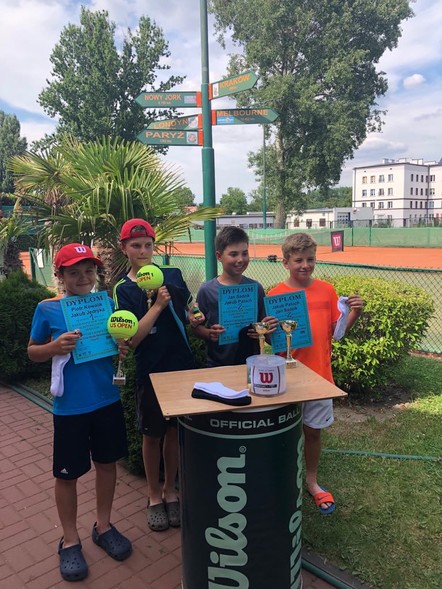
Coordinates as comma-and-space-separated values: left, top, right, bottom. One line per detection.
10, 137, 220, 285
0, 199, 26, 276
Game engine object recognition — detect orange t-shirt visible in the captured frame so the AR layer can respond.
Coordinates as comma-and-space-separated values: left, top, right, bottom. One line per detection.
268, 279, 340, 383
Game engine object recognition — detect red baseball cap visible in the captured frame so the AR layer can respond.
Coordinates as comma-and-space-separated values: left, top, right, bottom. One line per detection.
54, 243, 103, 269
120, 219, 155, 241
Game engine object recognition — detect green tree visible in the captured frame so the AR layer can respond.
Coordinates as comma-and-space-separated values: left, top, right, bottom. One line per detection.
210, 0, 412, 226
38, 7, 183, 145
0, 111, 27, 193
219, 187, 248, 214
174, 187, 196, 212
306, 186, 352, 208
10, 137, 220, 284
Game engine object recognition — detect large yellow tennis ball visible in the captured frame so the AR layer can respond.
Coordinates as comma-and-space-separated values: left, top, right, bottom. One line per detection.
136, 265, 164, 290
107, 311, 139, 339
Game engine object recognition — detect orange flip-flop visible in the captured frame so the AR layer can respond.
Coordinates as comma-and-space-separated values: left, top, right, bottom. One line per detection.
310, 487, 336, 515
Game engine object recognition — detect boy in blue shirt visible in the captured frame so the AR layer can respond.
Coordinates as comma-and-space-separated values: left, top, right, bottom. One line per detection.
28, 244, 132, 582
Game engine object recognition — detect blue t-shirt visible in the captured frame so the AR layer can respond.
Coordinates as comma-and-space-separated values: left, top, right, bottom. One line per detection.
113, 266, 195, 383
30, 297, 120, 416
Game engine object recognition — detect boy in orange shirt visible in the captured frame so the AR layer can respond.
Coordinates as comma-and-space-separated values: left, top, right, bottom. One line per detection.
268, 233, 363, 514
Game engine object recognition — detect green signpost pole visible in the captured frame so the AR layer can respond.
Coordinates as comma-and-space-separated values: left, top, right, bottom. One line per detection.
262, 125, 267, 231
200, 0, 217, 280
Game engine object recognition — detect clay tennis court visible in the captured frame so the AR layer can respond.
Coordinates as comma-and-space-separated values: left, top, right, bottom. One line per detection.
170, 242, 442, 269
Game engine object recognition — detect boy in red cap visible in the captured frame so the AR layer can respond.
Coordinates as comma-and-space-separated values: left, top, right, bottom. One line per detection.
113, 219, 203, 532
28, 244, 132, 582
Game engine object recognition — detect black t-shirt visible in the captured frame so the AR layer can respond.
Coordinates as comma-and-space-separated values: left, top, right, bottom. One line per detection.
113, 267, 195, 383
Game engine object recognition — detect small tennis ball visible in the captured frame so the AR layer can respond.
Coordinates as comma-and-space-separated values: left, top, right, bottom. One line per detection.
136, 265, 164, 290
107, 311, 139, 339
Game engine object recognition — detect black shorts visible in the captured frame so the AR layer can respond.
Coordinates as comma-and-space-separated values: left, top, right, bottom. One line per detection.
53, 401, 128, 480
136, 377, 177, 438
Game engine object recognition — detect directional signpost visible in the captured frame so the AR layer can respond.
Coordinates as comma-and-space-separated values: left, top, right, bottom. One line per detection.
134, 54, 278, 280
210, 70, 258, 99
136, 129, 203, 147
212, 108, 279, 126
135, 91, 201, 108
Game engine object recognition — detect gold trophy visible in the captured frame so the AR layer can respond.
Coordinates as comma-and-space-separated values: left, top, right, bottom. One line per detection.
279, 320, 298, 368
252, 322, 271, 355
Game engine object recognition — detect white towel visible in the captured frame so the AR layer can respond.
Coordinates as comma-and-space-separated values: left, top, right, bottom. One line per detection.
193, 381, 249, 399
333, 296, 350, 340
50, 354, 71, 397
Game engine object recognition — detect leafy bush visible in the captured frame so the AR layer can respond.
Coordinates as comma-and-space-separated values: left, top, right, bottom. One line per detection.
330, 276, 434, 395
0, 271, 54, 380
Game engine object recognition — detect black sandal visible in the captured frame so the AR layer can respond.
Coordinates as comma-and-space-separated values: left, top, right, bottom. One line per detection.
58, 538, 88, 582
146, 502, 169, 531
164, 500, 181, 527
92, 523, 132, 561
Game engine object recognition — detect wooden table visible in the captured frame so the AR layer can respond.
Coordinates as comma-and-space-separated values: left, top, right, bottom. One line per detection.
150, 361, 346, 417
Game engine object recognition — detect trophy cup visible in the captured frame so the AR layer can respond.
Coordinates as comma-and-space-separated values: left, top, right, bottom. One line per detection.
136, 265, 164, 310
279, 320, 298, 368
252, 321, 271, 355
107, 311, 139, 386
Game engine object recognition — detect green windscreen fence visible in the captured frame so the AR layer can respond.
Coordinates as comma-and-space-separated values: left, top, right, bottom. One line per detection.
174, 227, 442, 248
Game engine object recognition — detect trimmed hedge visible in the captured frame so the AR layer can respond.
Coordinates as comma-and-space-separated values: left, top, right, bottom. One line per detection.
0, 271, 54, 381
330, 276, 434, 395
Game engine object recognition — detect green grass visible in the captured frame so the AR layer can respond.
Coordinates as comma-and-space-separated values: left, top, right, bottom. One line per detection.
302, 355, 442, 589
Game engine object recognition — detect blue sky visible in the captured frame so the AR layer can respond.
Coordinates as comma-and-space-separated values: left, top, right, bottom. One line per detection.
1, 0, 441, 202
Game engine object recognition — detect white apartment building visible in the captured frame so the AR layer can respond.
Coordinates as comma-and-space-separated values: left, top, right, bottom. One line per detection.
286, 206, 373, 229
353, 158, 442, 227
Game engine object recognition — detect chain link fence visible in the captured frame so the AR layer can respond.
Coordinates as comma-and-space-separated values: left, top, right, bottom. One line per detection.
164, 254, 442, 355
29, 247, 442, 354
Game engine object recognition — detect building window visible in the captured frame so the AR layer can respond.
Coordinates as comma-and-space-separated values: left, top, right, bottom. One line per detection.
415, 188, 419, 195
378, 202, 384, 209
319, 218, 326, 227
425, 189, 428, 196
411, 173, 414, 181
429, 201, 434, 208
388, 174, 393, 181
430, 174, 435, 181
370, 202, 375, 208
421, 175, 424, 182
362, 189, 367, 197
415, 201, 418, 208
362, 202, 367, 207
388, 188, 393, 196
420, 202, 423, 209
387, 201, 393, 208
362, 176, 367, 184
430, 188, 435, 195
379, 174, 384, 182
370, 189, 375, 196
410, 188, 413, 195
410, 201, 413, 209
370, 175, 376, 183
420, 188, 423, 196
378, 188, 384, 196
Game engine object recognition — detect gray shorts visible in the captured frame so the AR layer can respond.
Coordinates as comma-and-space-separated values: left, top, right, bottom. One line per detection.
302, 399, 334, 429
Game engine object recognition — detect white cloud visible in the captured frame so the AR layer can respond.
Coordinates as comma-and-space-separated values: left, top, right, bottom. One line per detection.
403, 74, 426, 88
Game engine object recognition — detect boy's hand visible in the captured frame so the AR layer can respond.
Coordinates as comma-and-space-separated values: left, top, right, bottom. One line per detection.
208, 324, 225, 342
262, 315, 279, 335
347, 294, 364, 315
117, 339, 131, 359
152, 286, 171, 311
55, 330, 81, 355
188, 306, 205, 327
